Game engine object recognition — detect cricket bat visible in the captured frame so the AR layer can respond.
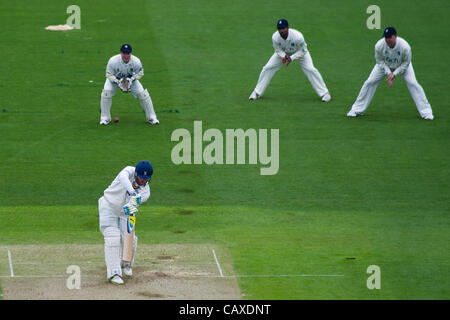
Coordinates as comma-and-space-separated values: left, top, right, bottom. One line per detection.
122, 215, 136, 264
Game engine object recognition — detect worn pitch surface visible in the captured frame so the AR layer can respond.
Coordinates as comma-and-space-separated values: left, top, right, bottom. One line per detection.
0, 244, 241, 300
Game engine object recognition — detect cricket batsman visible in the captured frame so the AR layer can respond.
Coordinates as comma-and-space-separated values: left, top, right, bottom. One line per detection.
98, 161, 153, 285
249, 19, 331, 102
100, 44, 159, 125
347, 27, 434, 119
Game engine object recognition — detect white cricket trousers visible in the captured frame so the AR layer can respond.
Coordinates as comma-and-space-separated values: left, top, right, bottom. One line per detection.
350, 64, 433, 117
254, 52, 329, 97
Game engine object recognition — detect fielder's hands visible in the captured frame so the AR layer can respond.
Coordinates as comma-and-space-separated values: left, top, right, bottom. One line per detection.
126, 77, 133, 89
123, 202, 138, 215
387, 73, 395, 87
282, 55, 292, 66
119, 78, 131, 92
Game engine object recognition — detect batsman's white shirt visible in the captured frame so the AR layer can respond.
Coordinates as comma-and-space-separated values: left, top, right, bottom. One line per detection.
102, 166, 150, 210
375, 37, 411, 76
106, 54, 144, 83
272, 28, 308, 60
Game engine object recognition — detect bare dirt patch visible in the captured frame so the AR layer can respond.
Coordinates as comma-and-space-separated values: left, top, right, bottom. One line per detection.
0, 244, 241, 300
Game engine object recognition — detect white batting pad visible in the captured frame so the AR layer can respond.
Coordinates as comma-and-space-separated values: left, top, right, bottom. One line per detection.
100, 90, 113, 123
104, 227, 122, 279
137, 89, 157, 121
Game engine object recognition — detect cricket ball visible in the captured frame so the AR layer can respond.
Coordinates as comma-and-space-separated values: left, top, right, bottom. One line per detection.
114, 117, 119, 123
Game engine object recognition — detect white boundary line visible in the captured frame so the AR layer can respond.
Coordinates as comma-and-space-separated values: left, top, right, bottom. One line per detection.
211, 248, 224, 278
7, 250, 14, 278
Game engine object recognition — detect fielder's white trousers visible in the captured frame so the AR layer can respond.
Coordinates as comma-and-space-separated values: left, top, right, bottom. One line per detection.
254, 52, 329, 97
349, 64, 433, 118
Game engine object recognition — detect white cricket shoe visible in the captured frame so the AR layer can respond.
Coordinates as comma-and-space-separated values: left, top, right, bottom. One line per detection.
249, 90, 260, 100
347, 110, 361, 117
321, 92, 331, 102
100, 119, 111, 125
123, 267, 133, 277
423, 114, 434, 120
109, 274, 124, 285
148, 118, 160, 125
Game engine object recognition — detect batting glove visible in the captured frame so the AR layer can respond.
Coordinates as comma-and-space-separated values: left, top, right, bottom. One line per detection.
130, 192, 142, 207
127, 191, 142, 205
123, 202, 138, 215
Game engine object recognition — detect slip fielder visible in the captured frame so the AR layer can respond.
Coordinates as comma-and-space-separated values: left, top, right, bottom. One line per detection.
249, 19, 331, 102
347, 27, 434, 119
100, 44, 159, 125
98, 161, 153, 285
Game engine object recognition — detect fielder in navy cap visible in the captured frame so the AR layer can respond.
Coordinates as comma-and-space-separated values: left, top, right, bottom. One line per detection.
347, 26, 434, 120
248, 18, 331, 102
99, 43, 160, 126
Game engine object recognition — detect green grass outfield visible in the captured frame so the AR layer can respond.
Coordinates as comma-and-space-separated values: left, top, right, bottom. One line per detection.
0, 0, 449, 299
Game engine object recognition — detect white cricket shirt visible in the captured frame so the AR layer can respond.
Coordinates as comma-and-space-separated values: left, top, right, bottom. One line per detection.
106, 54, 144, 82
103, 166, 150, 208
272, 28, 308, 60
375, 37, 412, 76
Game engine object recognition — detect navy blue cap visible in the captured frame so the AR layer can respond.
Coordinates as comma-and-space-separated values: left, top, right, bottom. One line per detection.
383, 27, 397, 38
277, 19, 289, 29
120, 44, 132, 53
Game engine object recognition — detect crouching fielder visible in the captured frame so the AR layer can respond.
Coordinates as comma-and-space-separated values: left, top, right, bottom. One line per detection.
98, 161, 153, 285
347, 27, 433, 119
100, 44, 159, 125
249, 19, 331, 102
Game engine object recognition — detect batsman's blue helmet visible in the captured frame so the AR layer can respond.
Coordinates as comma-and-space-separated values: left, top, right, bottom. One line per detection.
136, 161, 153, 179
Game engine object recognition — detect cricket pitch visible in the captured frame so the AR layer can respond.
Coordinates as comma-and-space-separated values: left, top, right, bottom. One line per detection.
0, 244, 242, 300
